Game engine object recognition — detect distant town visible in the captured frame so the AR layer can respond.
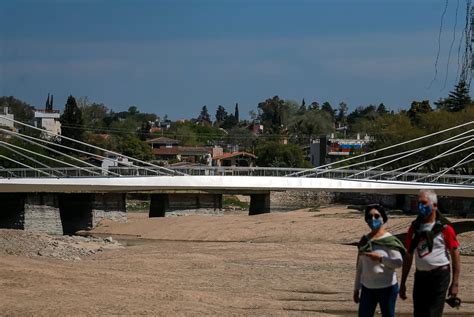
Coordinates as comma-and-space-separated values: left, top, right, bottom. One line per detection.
0, 81, 472, 174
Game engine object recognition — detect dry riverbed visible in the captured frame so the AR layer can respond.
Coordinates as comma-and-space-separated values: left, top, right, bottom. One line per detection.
1, 206, 474, 316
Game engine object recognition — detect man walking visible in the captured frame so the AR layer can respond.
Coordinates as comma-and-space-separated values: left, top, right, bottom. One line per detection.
399, 189, 461, 317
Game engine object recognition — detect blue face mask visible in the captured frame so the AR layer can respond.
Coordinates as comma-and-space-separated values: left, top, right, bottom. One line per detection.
418, 202, 432, 217
367, 218, 383, 231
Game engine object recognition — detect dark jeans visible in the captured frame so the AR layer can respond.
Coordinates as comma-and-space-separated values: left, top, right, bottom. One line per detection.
413, 266, 451, 317
359, 284, 399, 317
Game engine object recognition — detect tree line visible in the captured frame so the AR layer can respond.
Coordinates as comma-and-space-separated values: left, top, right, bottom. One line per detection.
0, 80, 473, 171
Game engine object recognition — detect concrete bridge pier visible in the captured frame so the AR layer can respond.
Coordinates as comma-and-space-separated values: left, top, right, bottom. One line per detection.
0, 193, 26, 229
25, 193, 63, 234
59, 193, 94, 235
91, 193, 127, 226
149, 193, 223, 217
58, 193, 127, 235
1, 193, 127, 235
249, 193, 270, 215
149, 194, 169, 217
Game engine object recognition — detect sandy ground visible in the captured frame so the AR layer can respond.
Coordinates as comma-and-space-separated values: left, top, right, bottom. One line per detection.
1, 206, 474, 316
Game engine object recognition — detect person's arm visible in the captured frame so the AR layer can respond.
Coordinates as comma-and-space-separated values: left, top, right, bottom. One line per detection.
399, 251, 413, 300
449, 247, 461, 297
353, 254, 362, 304
444, 225, 461, 298
380, 249, 403, 269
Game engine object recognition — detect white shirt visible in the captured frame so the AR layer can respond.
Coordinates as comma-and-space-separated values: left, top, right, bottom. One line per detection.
354, 232, 403, 290
414, 222, 451, 271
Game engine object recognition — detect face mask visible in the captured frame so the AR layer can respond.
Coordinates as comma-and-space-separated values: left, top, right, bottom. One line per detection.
367, 218, 383, 231
418, 202, 432, 217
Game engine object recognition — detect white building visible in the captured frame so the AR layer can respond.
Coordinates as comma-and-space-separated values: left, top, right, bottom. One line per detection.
0, 106, 14, 129
101, 153, 132, 175
34, 94, 61, 139
34, 110, 61, 136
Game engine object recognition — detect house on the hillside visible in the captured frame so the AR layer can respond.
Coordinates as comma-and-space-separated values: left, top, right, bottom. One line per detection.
213, 151, 256, 167
34, 94, 61, 139
0, 106, 14, 130
147, 136, 223, 164
309, 133, 372, 167
100, 152, 132, 175
248, 121, 263, 135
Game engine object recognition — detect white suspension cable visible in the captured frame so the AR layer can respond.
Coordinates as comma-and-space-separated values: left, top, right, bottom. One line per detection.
0, 154, 52, 177
376, 145, 474, 181
1, 116, 186, 176
0, 128, 120, 177
289, 121, 474, 177
310, 131, 474, 178
431, 152, 474, 182
0, 141, 63, 175
0, 140, 102, 176
348, 131, 474, 179
391, 138, 474, 179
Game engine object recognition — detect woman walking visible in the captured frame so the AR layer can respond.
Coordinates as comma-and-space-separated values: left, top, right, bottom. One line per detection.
353, 204, 406, 317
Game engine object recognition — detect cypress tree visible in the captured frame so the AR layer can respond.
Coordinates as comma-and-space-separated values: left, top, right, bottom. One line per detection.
60, 95, 84, 142
234, 103, 239, 122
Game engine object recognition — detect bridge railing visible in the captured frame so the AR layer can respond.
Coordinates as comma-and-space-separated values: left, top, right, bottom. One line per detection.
0, 166, 472, 184
0, 166, 306, 178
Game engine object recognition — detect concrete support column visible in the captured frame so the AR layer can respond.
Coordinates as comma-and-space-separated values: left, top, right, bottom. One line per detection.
149, 193, 223, 217
24, 193, 62, 235
59, 193, 93, 235
0, 193, 25, 229
149, 194, 169, 217
395, 194, 406, 210
249, 193, 270, 215
92, 193, 127, 226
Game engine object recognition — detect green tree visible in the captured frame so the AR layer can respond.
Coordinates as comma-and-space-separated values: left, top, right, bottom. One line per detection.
376, 103, 389, 115
80, 102, 109, 131
60, 95, 84, 142
435, 80, 472, 112
139, 121, 152, 141
347, 105, 378, 122
288, 108, 333, 145
234, 103, 240, 122
128, 105, 139, 116
309, 101, 320, 111
0, 96, 34, 124
108, 117, 141, 136
336, 102, 348, 125
255, 142, 309, 167
321, 102, 335, 118
198, 105, 211, 125
215, 105, 227, 126
407, 100, 432, 124
111, 134, 153, 161
221, 114, 238, 130
257, 96, 290, 136
226, 127, 257, 152
297, 98, 307, 115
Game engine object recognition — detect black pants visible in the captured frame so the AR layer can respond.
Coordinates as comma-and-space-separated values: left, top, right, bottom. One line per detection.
413, 266, 450, 317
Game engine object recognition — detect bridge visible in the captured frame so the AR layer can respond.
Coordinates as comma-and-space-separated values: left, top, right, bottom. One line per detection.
0, 117, 473, 234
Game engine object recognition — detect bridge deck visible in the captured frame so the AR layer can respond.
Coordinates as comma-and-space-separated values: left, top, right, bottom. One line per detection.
0, 176, 473, 197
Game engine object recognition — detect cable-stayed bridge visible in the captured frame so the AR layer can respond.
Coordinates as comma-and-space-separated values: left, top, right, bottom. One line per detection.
0, 117, 473, 196
0, 117, 473, 234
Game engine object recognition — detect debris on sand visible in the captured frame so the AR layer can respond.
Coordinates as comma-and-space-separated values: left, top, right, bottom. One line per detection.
0, 229, 122, 261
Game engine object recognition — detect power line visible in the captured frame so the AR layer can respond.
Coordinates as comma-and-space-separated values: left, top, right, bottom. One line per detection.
429, 0, 450, 89
442, 0, 460, 91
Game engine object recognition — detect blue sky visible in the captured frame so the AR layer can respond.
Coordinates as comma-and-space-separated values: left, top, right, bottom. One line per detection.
0, 0, 470, 120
